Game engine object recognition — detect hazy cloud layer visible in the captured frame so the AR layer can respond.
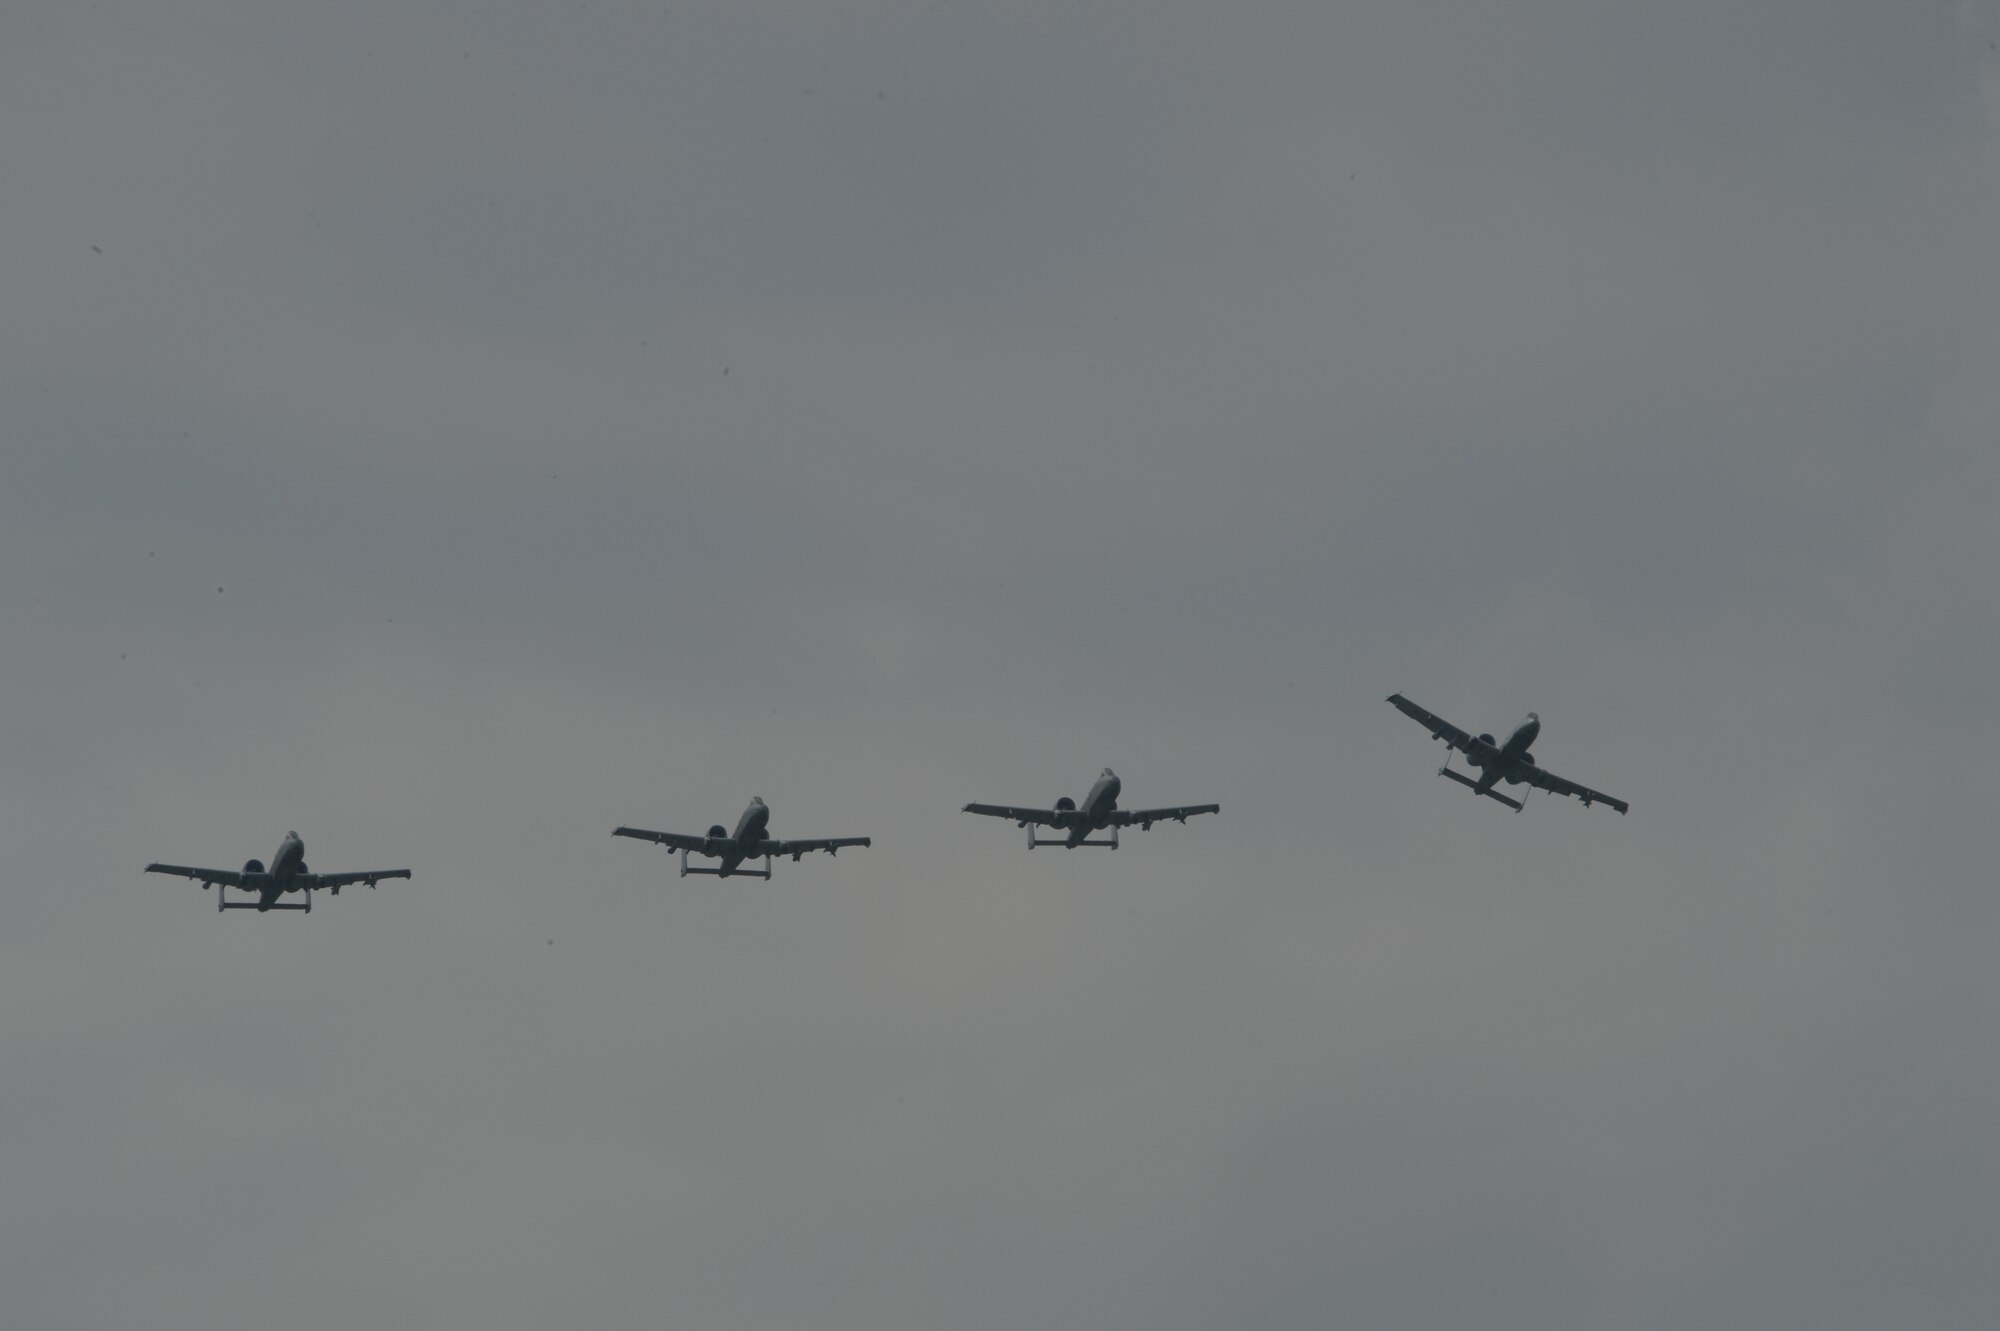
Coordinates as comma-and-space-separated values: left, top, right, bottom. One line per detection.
4, 4, 1999, 1328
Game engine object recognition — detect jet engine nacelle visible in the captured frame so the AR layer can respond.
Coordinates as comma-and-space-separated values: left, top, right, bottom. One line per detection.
1054, 796, 1077, 812
706, 824, 729, 842
296, 861, 309, 877
1504, 771, 1525, 784
1520, 753, 1535, 769
242, 858, 265, 875
1476, 733, 1496, 749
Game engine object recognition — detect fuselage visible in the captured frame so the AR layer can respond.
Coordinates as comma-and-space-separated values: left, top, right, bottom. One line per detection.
716, 798, 771, 875
1470, 715, 1541, 793
1063, 768, 1124, 846
253, 831, 307, 909
1081, 768, 1122, 819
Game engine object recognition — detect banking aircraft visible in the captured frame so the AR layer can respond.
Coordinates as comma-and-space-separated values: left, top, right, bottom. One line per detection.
962, 767, 1219, 848
1387, 693, 1628, 813
613, 797, 871, 879
146, 831, 411, 912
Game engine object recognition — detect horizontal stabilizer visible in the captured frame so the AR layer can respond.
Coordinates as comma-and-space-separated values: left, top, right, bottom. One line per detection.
1028, 826, 1120, 848
678, 850, 774, 880
1438, 766, 1524, 811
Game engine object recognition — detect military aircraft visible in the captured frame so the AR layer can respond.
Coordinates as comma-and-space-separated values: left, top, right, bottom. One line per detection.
961, 767, 1219, 848
145, 831, 411, 912
613, 797, 871, 879
1387, 694, 1628, 813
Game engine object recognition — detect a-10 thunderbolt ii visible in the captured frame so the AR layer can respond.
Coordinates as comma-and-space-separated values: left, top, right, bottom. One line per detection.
613, 796, 871, 879
961, 767, 1219, 848
1387, 694, 1628, 813
145, 831, 411, 912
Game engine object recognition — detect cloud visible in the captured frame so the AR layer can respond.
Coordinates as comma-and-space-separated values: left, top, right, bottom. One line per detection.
3, 4, 1998, 1328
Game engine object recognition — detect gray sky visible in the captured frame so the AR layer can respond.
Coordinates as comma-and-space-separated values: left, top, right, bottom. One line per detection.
5, 3, 1999, 1327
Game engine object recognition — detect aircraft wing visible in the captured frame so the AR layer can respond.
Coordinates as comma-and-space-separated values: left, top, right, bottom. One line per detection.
1387, 694, 1475, 749
1517, 764, 1629, 814
612, 826, 712, 853
1104, 804, 1220, 829
304, 869, 411, 891
961, 803, 1061, 828
759, 837, 871, 862
145, 862, 246, 889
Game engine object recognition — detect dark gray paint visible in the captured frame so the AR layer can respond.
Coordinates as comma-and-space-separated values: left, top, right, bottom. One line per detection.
614, 797, 871, 878
144, 831, 411, 911
1387, 694, 1629, 813
963, 767, 1220, 848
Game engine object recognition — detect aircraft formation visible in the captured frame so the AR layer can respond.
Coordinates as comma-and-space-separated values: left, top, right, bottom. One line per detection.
145, 700, 1626, 913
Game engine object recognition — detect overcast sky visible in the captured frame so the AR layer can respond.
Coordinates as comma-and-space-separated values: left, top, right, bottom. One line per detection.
4, 3, 2000, 1328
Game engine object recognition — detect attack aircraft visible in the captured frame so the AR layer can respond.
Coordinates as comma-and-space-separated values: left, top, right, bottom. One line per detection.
613, 797, 871, 879
1387, 694, 1628, 813
962, 767, 1219, 848
146, 831, 411, 912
